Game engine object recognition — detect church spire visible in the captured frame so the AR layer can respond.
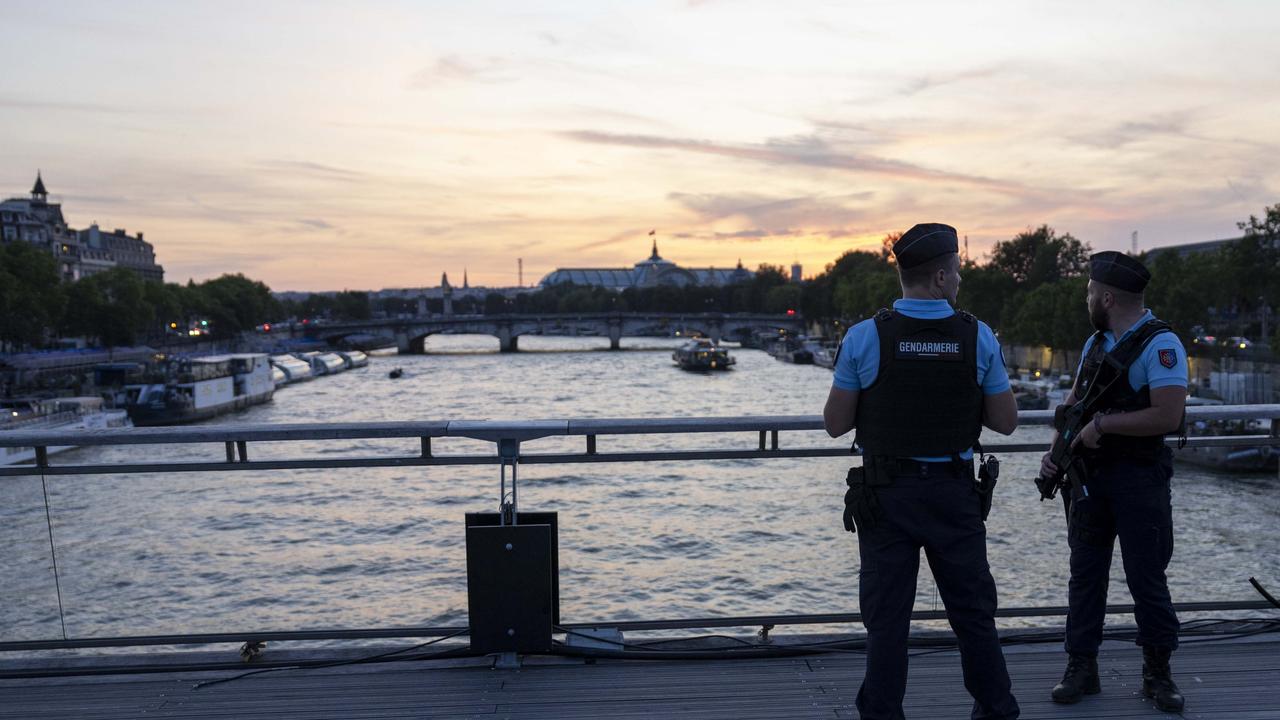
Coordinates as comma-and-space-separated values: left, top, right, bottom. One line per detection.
650, 237, 660, 260
463, 268, 469, 289
31, 171, 48, 202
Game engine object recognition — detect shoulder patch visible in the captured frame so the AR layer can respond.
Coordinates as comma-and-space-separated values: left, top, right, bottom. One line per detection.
957, 310, 975, 323
1158, 348, 1176, 369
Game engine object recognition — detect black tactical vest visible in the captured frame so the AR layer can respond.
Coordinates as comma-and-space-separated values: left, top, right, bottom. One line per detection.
854, 309, 984, 457
1076, 319, 1175, 460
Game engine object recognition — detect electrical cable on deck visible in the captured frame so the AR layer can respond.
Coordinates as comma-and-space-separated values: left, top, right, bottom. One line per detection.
192, 628, 471, 690
1251, 577, 1280, 609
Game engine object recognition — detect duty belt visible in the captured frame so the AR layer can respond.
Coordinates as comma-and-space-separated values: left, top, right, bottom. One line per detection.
882, 457, 969, 478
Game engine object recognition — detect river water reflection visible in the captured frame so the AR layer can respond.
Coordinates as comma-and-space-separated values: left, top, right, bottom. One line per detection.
2, 336, 1277, 642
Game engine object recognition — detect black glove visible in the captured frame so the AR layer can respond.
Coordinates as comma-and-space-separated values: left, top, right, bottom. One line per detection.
843, 466, 882, 533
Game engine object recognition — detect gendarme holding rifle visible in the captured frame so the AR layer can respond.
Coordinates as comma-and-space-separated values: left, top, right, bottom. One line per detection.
1038, 251, 1189, 713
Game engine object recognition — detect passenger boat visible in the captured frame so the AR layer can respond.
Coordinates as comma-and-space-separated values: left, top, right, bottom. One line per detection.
270, 354, 314, 383
1, 396, 132, 465
295, 351, 346, 376
1010, 379, 1050, 410
1174, 397, 1279, 472
808, 340, 838, 370
1009, 373, 1073, 411
768, 337, 813, 365
123, 354, 274, 426
336, 350, 369, 369
672, 339, 735, 371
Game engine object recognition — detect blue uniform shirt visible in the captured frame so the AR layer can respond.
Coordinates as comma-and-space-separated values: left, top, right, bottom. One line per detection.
832, 298, 1010, 461
1075, 310, 1188, 392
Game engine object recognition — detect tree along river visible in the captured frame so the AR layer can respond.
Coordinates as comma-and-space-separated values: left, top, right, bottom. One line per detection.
2, 336, 1277, 644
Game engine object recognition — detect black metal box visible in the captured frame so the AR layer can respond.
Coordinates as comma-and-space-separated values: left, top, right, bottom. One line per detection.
464, 512, 559, 654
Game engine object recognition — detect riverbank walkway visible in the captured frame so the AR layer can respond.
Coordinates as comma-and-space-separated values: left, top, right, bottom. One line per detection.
2, 634, 1275, 719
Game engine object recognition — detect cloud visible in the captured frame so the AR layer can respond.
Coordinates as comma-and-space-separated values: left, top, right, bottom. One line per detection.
668, 191, 875, 227
63, 193, 132, 206
571, 227, 649, 252
560, 129, 1025, 191
1067, 116, 1193, 149
898, 65, 1008, 97
411, 55, 515, 87
0, 96, 135, 115
296, 218, 334, 230
255, 159, 366, 181
1066, 112, 1280, 154
673, 228, 792, 242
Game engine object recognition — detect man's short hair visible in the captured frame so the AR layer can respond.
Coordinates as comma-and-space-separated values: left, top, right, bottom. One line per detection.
1097, 282, 1144, 307
900, 252, 957, 287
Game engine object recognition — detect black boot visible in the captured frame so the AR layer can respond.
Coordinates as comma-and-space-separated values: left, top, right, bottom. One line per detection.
1142, 646, 1185, 712
1051, 653, 1101, 704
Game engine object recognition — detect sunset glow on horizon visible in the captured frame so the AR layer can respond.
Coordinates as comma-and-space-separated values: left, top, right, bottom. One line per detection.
3, 0, 1278, 290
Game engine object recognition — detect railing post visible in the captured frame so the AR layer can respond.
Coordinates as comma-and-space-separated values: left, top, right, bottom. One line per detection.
498, 438, 520, 522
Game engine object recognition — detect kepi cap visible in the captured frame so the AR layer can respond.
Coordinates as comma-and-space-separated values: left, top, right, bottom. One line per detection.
893, 223, 959, 269
1089, 251, 1150, 293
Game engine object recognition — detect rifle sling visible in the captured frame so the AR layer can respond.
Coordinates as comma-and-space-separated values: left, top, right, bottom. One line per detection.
1073, 320, 1172, 421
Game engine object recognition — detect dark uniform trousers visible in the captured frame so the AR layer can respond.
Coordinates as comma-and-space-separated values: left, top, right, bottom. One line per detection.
1065, 455, 1180, 656
856, 461, 1020, 720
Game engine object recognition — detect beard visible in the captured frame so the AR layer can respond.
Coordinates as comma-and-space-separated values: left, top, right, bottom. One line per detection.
1089, 302, 1109, 331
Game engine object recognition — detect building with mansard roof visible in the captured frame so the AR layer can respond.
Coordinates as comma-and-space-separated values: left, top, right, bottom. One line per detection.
539, 240, 754, 290
0, 173, 163, 283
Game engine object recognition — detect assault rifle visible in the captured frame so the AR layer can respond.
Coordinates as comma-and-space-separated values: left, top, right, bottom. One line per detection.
1035, 402, 1092, 509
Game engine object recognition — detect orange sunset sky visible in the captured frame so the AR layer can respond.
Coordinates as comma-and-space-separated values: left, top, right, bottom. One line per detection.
3, 0, 1278, 291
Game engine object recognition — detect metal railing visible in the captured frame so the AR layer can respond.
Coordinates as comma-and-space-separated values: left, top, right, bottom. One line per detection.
1, 405, 1278, 652
4, 405, 1277, 478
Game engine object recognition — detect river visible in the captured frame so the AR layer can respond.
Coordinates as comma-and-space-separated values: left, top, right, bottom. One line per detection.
2, 336, 1277, 643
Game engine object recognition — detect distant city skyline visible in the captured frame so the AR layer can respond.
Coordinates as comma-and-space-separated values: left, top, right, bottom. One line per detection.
3, 0, 1277, 290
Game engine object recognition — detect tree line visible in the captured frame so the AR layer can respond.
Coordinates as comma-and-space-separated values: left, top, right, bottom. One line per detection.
802, 204, 1278, 357
0, 242, 280, 349
2, 203, 1276, 354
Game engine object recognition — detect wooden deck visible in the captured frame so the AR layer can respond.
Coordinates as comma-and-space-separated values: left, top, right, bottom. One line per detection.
1, 636, 1277, 719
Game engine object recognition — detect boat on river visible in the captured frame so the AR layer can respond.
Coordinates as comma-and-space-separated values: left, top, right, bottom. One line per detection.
808, 340, 838, 369
123, 353, 274, 426
768, 337, 813, 365
270, 354, 314, 384
1, 396, 132, 465
672, 339, 735, 371
295, 351, 346, 376
1174, 397, 1278, 472
336, 350, 369, 369
1010, 373, 1073, 411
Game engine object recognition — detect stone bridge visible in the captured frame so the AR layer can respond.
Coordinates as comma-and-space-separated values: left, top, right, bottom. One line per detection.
287, 313, 805, 353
